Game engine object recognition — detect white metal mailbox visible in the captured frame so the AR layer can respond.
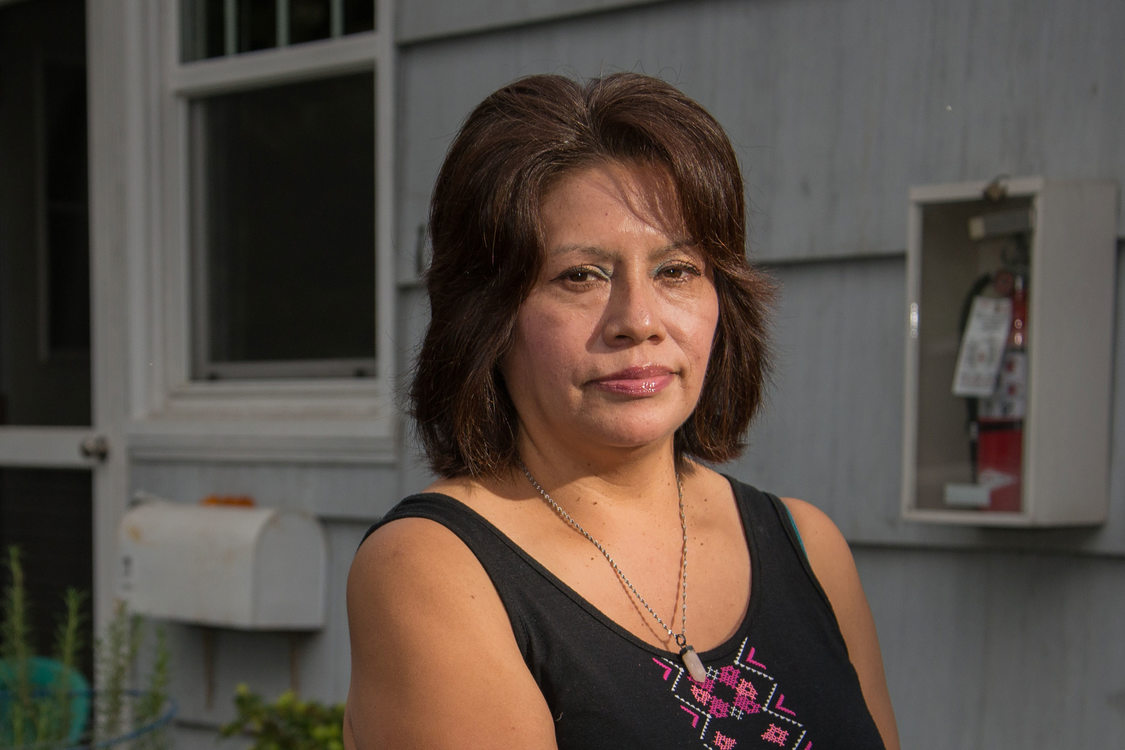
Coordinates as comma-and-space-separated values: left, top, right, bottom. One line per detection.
118, 499, 326, 629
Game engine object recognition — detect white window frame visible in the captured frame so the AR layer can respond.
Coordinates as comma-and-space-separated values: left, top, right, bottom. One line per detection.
125, 1, 396, 464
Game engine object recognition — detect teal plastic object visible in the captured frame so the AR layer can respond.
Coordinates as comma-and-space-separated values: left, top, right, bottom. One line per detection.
0, 657, 91, 746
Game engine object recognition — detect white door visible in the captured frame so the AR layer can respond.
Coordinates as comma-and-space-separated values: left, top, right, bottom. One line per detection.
0, 0, 125, 678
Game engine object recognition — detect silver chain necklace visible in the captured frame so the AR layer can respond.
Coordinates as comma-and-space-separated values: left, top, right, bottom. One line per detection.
520, 464, 708, 682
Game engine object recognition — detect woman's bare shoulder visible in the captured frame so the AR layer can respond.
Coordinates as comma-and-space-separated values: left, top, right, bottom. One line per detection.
348, 499, 507, 659
348, 511, 500, 654
346, 503, 558, 749
778, 497, 843, 550
776, 497, 900, 750
350, 476, 496, 577
349, 510, 469, 593
775, 497, 866, 624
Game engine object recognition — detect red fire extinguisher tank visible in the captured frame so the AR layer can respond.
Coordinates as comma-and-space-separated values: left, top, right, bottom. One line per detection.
977, 272, 1027, 512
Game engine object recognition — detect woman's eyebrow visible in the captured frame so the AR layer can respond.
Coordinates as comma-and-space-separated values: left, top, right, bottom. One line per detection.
653, 238, 699, 256
546, 244, 615, 260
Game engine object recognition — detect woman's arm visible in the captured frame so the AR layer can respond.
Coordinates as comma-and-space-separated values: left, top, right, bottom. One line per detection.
782, 497, 901, 750
344, 518, 559, 750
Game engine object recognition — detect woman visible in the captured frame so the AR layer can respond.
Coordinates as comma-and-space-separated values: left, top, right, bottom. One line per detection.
345, 73, 899, 749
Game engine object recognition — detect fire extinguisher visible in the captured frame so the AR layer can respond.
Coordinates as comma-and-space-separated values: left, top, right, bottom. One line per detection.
973, 270, 1027, 511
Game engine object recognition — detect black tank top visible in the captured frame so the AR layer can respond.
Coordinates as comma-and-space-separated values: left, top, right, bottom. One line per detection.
366, 477, 885, 749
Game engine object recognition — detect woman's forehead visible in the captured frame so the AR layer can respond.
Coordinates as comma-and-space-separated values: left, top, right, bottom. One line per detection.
540, 160, 688, 240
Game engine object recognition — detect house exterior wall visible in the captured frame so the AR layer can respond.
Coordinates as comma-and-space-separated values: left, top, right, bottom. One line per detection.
123, 1, 1123, 748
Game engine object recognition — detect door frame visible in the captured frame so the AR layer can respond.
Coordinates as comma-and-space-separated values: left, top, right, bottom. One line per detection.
84, 0, 134, 641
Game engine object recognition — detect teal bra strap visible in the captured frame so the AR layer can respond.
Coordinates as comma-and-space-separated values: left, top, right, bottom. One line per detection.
781, 501, 807, 554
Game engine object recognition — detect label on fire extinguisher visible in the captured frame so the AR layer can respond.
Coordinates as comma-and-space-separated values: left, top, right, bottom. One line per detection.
979, 349, 1027, 419
952, 296, 1012, 397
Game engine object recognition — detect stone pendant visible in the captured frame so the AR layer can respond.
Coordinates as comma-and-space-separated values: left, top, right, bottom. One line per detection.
680, 645, 707, 683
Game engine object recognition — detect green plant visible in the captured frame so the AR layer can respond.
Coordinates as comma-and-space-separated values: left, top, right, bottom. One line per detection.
219, 684, 345, 750
131, 625, 171, 750
1, 544, 172, 749
94, 600, 172, 750
1, 546, 86, 749
38, 588, 86, 743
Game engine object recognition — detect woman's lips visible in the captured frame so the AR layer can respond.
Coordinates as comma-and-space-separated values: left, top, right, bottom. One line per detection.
590, 366, 674, 396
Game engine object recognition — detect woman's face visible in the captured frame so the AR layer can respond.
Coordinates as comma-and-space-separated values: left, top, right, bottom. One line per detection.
501, 161, 720, 462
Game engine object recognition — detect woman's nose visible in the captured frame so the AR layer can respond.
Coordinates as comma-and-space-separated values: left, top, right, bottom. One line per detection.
601, 278, 664, 345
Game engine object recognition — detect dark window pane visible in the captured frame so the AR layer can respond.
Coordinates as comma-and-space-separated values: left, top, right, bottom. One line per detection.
44, 61, 90, 353
181, 0, 375, 61
238, 0, 276, 53
46, 210, 90, 352
290, 0, 330, 44
0, 468, 94, 681
344, 0, 375, 34
44, 62, 87, 204
181, 0, 227, 61
191, 72, 375, 378
0, 0, 90, 425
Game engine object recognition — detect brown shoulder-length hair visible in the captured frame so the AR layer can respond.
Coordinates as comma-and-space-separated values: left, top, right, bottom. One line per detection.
411, 72, 774, 478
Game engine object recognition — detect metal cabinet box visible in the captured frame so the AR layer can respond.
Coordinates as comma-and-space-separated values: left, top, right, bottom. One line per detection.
901, 177, 1116, 526
118, 500, 326, 628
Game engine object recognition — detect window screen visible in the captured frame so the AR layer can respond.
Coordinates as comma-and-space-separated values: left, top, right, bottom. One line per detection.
189, 71, 376, 380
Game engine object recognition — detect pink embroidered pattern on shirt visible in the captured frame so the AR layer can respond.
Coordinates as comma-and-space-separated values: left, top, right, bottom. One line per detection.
713, 731, 738, 750
761, 724, 789, 745
651, 638, 811, 749
733, 678, 761, 714
718, 666, 741, 688
692, 680, 716, 704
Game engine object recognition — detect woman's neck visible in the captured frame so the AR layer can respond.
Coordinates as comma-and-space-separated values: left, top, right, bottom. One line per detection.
513, 435, 686, 517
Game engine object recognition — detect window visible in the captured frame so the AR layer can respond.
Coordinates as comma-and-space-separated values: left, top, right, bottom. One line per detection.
179, 0, 381, 382
43, 60, 90, 359
190, 72, 376, 380
181, 0, 375, 60
129, 1, 396, 460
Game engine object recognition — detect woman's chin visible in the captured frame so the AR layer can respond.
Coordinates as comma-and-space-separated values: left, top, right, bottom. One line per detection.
515, 395, 697, 460
566, 419, 685, 456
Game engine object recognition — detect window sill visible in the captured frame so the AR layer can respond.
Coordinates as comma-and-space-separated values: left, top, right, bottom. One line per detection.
127, 416, 396, 465
128, 380, 397, 464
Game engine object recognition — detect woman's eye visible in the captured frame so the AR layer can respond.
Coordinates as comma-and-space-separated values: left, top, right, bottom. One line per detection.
658, 263, 700, 281
558, 266, 605, 284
